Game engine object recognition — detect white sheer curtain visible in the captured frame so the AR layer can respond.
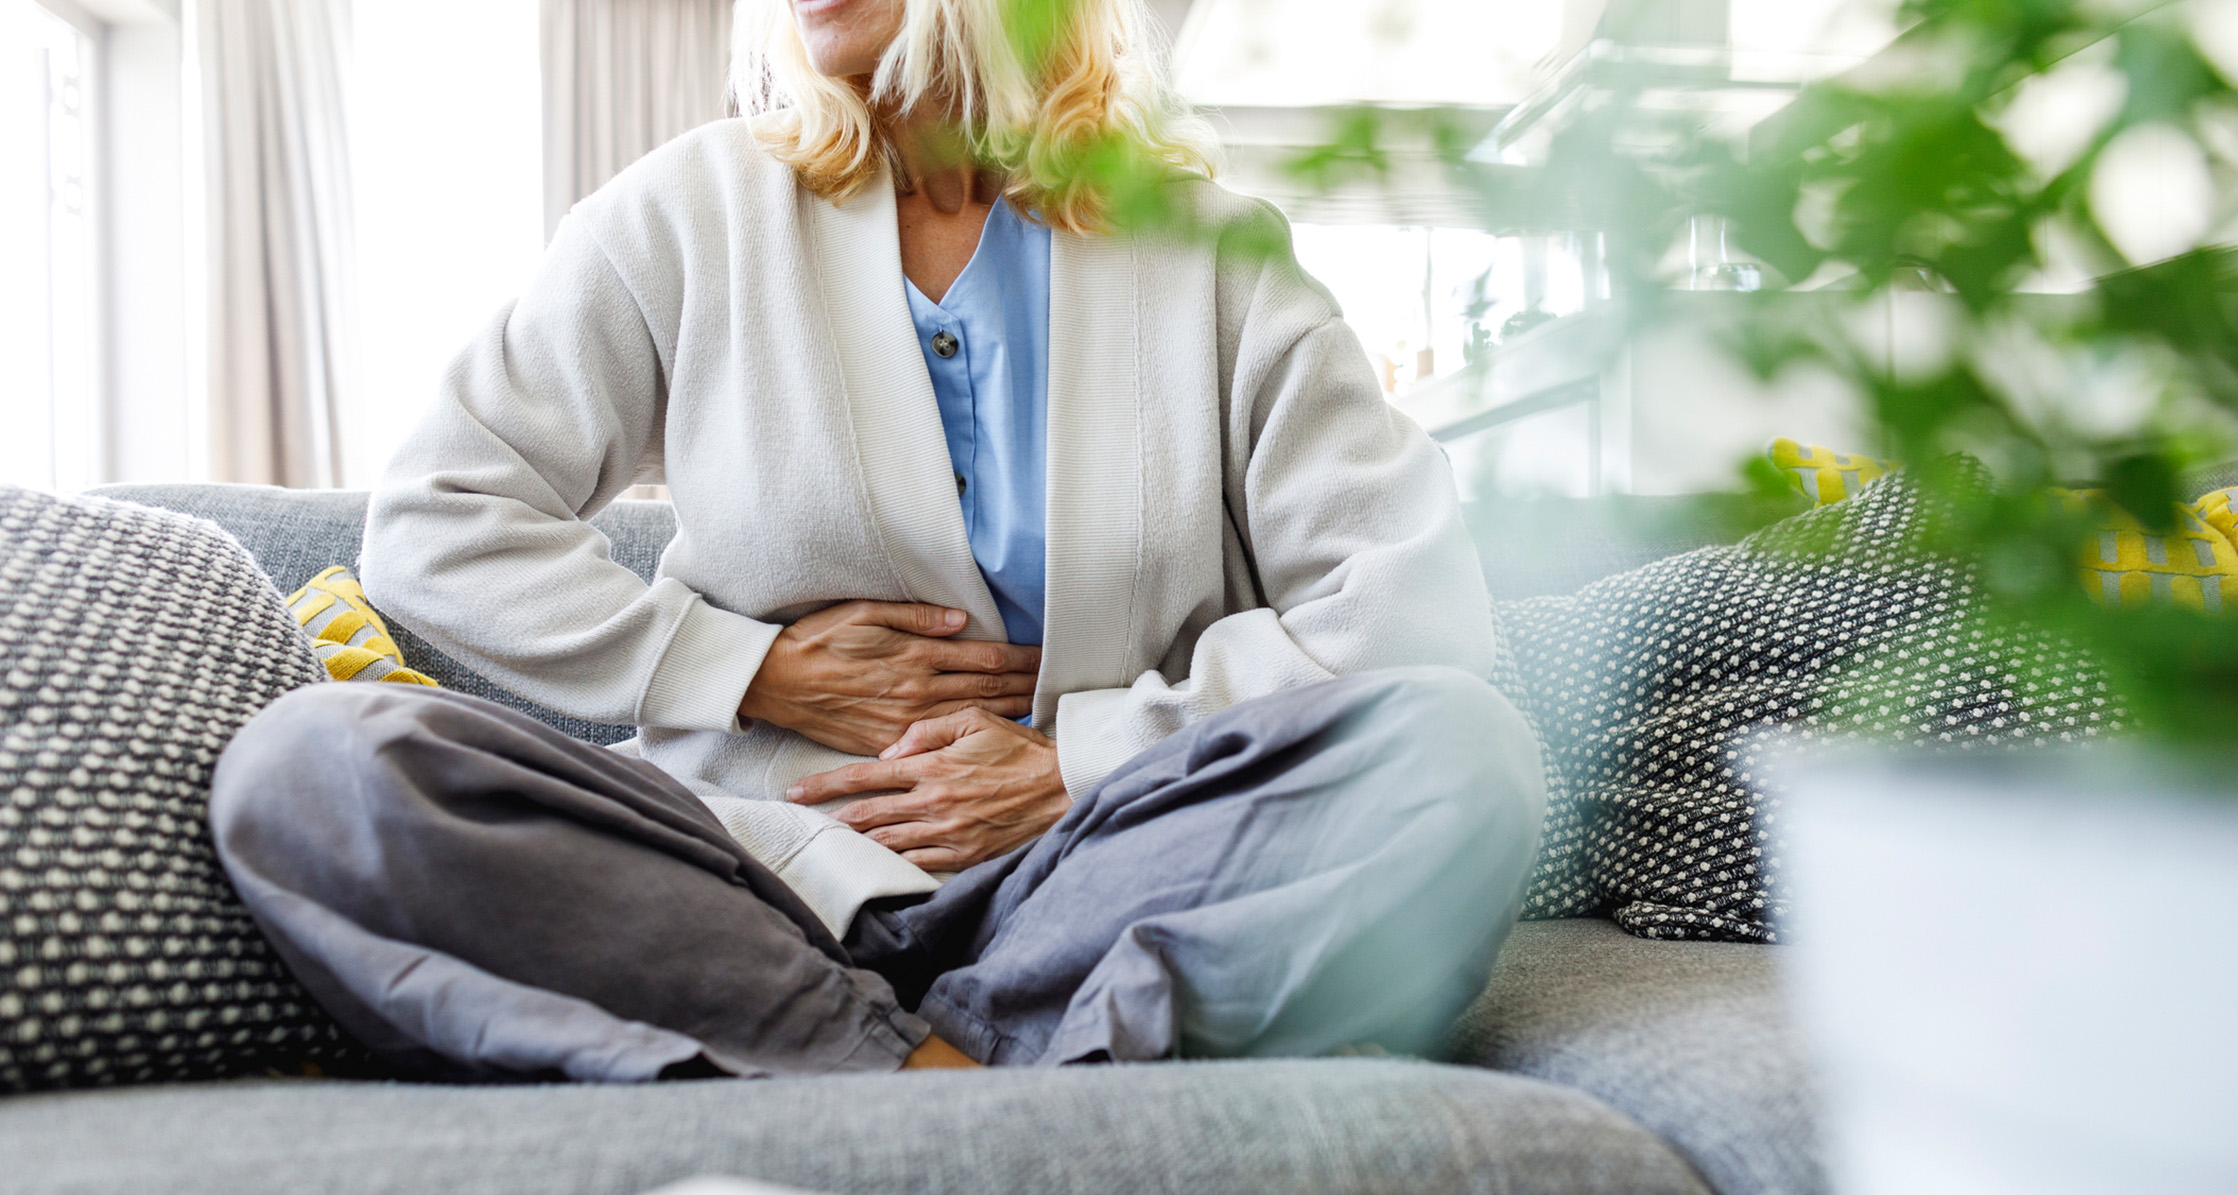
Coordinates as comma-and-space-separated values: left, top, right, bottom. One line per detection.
541, 0, 734, 240
198, 0, 354, 489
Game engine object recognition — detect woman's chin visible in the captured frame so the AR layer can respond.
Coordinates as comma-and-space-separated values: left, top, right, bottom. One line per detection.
792, 0, 900, 77
800, 39, 886, 80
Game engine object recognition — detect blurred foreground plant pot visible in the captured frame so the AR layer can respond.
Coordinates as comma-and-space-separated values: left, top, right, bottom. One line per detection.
1780, 752, 2238, 1195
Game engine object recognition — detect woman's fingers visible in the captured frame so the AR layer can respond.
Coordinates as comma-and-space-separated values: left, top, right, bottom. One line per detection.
919, 638, 1041, 674
863, 819, 957, 855
786, 757, 916, 803
923, 696, 1033, 723
917, 670, 1037, 703
881, 708, 995, 760
898, 845, 969, 872
845, 601, 969, 637
832, 795, 931, 831
747, 600, 1044, 757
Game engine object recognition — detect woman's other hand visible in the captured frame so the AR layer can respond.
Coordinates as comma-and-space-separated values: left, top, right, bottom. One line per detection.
738, 601, 1040, 757
784, 708, 1069, 871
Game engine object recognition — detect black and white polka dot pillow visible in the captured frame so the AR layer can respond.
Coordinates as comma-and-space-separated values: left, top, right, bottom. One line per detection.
1498, 468, 2119, 941
0, 486, 360, 1090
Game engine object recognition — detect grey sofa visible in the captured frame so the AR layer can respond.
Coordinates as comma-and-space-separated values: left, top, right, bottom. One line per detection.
0, 484, 1820, 1195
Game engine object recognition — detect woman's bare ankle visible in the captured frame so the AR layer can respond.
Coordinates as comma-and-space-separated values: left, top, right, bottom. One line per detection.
901, 1034, 981, 1069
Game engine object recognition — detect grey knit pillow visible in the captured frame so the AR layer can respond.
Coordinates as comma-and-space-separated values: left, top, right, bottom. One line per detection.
1498, 469, 2118, 941
0, 486, 357, 1090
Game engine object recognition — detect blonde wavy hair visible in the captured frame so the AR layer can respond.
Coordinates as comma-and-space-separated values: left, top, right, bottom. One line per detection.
731, 0, 1219, 232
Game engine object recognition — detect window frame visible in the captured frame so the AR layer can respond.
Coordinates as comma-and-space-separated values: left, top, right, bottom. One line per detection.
12, 0, 194, 491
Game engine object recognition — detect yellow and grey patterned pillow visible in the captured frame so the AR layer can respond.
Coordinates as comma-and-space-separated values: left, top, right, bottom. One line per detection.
1765, 441, 2238, 612
284, 566, 438, 686
2196, 487, 2238, 551
1767, 437, 1897, 505
2077, 489, 2238, 614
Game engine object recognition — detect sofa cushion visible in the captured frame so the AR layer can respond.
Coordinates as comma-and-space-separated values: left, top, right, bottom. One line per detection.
104, 482, 1767, 738
285, 566, 440, 685
1451, 920, 1821, 1195
1494, 471, 2117, 939
0, 487, 355, 1090
0, 1058, 1713, 1195
91, 485, 678, 747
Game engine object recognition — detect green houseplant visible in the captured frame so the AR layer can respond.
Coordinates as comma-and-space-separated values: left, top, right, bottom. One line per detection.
1292, 3, 2238, 1188
1021, 0, 2235, 728
1443, 0, 2238, 738
996, 0, 2230, 1184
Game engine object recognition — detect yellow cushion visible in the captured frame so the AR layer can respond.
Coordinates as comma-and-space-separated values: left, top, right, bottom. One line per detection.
2076, 489, 2238, 614
1764, 441, 2237, 613
284, 566, 439, 686
2196, 487, 2237, 551
1767, 437, 1897, 506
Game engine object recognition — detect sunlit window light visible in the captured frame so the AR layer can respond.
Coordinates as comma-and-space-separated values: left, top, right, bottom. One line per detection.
1, 0, 100, 493
347, 0, 542, 489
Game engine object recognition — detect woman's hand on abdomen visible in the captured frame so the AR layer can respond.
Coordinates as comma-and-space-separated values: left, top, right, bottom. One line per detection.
784, 708, 1070, 871
736, 600, 1040, 757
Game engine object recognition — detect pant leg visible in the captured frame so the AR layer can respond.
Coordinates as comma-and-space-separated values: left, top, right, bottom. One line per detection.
847, 665, 1547, 1066
208, 684, 928, 1082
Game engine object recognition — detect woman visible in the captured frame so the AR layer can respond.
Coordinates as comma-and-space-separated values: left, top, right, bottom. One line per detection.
209, 0, 1545, 1079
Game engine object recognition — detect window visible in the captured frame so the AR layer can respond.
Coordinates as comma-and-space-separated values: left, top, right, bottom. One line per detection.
348, 0, 542, 489
0, 0, 100, 492
1289, 224, 1504, 400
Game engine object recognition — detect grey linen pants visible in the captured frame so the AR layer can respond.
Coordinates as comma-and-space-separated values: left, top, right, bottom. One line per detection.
209, 666, 1545, 1081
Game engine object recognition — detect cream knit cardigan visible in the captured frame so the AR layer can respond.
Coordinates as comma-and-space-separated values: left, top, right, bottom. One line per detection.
362, 122, 1502, 935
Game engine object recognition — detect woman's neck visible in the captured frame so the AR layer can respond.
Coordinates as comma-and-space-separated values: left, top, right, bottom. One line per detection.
886, 105, 998, 213
885, 104, 1000, 302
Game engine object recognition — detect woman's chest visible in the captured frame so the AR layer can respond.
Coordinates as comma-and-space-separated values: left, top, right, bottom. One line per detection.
634, 206, 1240, 671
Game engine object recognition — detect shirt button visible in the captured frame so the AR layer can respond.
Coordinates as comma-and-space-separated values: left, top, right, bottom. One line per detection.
955, 472, 968, 496
932, 330, 959, 359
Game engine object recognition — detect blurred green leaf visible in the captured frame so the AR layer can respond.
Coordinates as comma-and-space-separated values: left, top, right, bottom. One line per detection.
2102, 451, 2185, 531
1274, 0, 2238, 742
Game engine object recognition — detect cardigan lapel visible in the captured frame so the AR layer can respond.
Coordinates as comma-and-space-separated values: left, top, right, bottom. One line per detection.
1034, 230, 1143, 728
807, 179, 1006, 642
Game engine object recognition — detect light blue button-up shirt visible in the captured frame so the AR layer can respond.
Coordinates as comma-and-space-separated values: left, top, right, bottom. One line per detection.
903, 197, 1052, 647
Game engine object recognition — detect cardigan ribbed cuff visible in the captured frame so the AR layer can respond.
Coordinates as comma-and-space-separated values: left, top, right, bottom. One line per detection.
1053, 686, 1158, 801
637, 599, 782, 733
774, 823, 941, 938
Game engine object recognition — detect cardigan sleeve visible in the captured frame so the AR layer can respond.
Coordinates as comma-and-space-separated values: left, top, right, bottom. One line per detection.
1051, 303, 1500, 800
360, 214, 779, 732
